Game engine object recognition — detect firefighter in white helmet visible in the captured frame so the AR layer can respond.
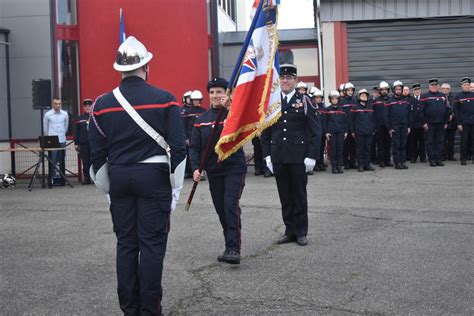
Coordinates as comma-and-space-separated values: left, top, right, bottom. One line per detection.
309, 87, 328, 171
385, 80, 411, 169
372, 80, 393, 167
89, 36, 186, 315
296, 81, 308, 95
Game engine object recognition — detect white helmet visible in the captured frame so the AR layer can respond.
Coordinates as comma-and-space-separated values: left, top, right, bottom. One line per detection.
2, 174, 16, 188
379, 81, 390, 90
344, 82, 355, 90
190, 90, 203, 100
308, 87, 323, 98
339, 83, 345, 91
182, 90, 192, 102
357, 89, 370, 99
393, 80, 404, 88
296, 81, 308, 89
113, 36, 153, 72
329, 90, 340, 98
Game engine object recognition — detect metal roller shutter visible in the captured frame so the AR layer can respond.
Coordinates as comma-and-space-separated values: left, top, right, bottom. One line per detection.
347, 18, 474, 92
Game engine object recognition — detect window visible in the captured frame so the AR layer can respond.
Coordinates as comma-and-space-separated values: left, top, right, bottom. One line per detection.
56, 0, 77, 25
279, 45, 319, 87
218, 0, 236, 22
57, 40, 80, 120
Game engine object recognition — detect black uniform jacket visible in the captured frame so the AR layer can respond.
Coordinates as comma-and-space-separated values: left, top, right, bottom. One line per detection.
88, 76, 186, 174
261, 92, 321, 164
189, 106, 247, 176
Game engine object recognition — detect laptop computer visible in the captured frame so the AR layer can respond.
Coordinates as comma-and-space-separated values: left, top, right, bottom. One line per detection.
39, 136, 60, 148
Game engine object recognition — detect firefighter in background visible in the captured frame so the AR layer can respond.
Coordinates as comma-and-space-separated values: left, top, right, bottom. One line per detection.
323, 90, 348, 174
74, 99, 92, 184
372, 81, 393, 167
182, 90, 206, 178
454, 77, 474, 165
296, 81, 308, 95
340, 82, 358, 169
309, 87, 328, 172
408, 83, 426, 163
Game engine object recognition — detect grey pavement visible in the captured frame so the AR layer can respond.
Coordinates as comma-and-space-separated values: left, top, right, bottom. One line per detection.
0, 161, 473, 315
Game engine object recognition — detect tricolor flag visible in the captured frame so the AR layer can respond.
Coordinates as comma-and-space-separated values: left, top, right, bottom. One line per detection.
215, 0, 281, 161
119, 8, 126, 44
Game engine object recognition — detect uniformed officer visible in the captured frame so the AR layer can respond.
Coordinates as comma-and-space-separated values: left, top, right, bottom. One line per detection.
454, 77, 474, 165
74, 99, 92, 184
420, 78, 449, 167
372, 81, 393, 167
408, 83, 426, 163
385, 80, 411, 169
350, 89, 375, 172
190, 77, 247, 264
371, 85, 380, 101
182, 90, 206, 178
261, 64, 320, 246
340, 82, 358, 169
370, 85, 380, 163
88, 36, 186, 315
309, 87, 327, 172
441, 83, 457, 161
323, 90, 348, 174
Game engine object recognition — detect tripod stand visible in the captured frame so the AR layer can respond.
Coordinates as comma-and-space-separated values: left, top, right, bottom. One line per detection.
28, 148, 74, 191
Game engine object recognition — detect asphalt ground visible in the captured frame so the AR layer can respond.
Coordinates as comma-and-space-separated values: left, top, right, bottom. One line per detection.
1, 160, 473, 315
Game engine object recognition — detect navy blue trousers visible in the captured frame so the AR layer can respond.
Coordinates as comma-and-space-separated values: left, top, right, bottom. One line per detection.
426, 123, 445, 162
376, 126, 392, 164
392, 125, 408, 164
78, 143, 91, 182
329, 132, 344, 167
409, 128, 426, 162
274, 163, 308, 238
343, 133, 357, 166
355, 134, 373, 168
461, 124, 474, 160
109, 163, 171, 316
208, 172, 246, 253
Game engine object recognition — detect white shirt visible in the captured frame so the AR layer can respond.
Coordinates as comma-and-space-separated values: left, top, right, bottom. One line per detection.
282, 89, 296, 103
43, 109, 69, 143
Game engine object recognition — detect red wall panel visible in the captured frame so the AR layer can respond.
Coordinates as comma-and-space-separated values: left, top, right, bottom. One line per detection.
77, 0, 210, 106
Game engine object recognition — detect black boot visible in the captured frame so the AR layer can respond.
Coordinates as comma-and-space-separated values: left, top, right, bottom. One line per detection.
364, 165, 375, 171
332, 166, 338, 174
394, 163, 402, 169
429, 160, 437, 167
337, 166, 344, 174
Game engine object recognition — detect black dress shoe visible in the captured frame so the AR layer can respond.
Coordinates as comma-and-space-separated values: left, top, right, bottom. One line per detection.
364, 165, 375, 171
337, 167, 344, 174
331, 166, 338, 174
386, 162, 394, 167
461, 160, 467, 165
221, 251, 240, 264
394, 163, 402, 169
254, 170, 264, 176
436, 161, 444, 166
277, 234, 296, 244
217, 251, 228, 262
264, 170, 273, 178
429, 160, 437, 167
358, 166, 364, 172
314, 164, 323, 172
401, 164, 409, 169
296, 236, 308, 246
307, 171, 314, 176
420, 159, 427, 163
379, 162, 385, 168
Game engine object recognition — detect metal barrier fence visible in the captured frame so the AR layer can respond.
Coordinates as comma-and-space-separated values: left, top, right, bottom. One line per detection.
11, 137, 81, 180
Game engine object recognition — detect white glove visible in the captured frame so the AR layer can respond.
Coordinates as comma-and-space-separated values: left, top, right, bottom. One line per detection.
265, 156, 273, 174
171, 187, 181, 212
304, 158, 316, 173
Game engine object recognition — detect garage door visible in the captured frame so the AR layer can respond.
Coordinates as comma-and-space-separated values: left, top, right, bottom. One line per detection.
347, 18, 474, 92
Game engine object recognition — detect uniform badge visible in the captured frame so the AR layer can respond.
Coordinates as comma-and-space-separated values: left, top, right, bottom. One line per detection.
294, 99, 304, 109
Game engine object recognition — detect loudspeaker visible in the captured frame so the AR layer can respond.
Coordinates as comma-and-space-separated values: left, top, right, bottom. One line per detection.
32, 79, 52, 110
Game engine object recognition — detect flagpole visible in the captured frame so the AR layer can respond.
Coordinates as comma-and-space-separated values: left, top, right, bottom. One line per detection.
184, 1, 266, 212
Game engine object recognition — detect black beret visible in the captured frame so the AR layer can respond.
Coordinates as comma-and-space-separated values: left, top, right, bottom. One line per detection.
428, 78, 439, 85
280, 64, 297, 76
207, 77, 228, 92
83, 99, 93, 105
461, 77, 471, 84
412, 83, 421, 89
